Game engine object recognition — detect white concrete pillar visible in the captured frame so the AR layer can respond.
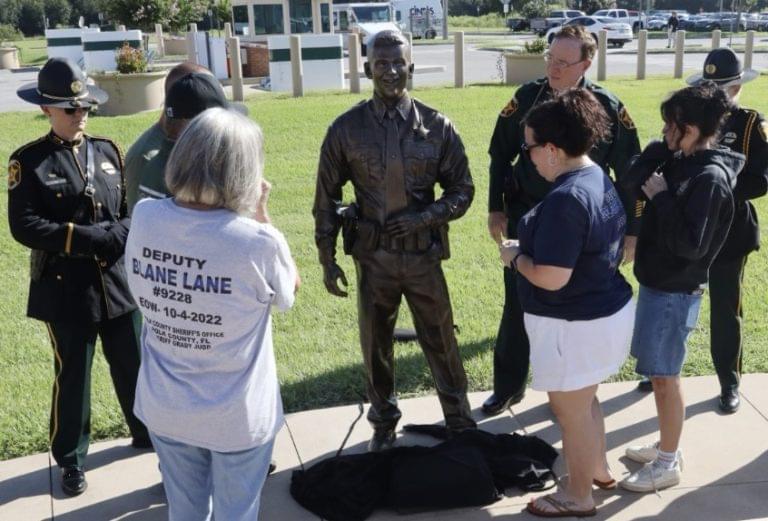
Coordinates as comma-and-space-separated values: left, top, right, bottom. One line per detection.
744, 30, 755, 71
155, 24, 165, 57
349, 33, 361, 94
454, 31, 465, 88
228, 36, 244, 101
312, 0, 322, 34
636, 29, 647, 80
290, 35, 303, 97
674, 30, 685, 79
224, 22, 232, 39
405, 32, 413, 91
187, 23, 199, 63
117, 25, 126, 31
712, 29, 721, 49
597, 30, 607, 81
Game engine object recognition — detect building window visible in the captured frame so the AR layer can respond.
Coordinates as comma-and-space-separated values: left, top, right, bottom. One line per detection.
233, 5, 249, 35
253, 4, 284, 34
321, 3, 330, 32
289, 0, 312, 33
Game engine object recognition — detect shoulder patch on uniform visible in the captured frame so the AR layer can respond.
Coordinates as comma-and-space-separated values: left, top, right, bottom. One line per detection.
619, 107, 636, 130
500, 98, 519, 118
7, 159, 21, 191
101, 161, 118, 175
759, 121, 768, 143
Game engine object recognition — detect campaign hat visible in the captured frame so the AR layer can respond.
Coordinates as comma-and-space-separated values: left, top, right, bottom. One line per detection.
686, 47, 758, 87
17, 57, 108, 107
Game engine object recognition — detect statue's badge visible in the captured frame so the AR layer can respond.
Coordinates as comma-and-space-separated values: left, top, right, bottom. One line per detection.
619, 107, 636, 130
722, 131, 737, 145
101, 161, 118, 175
71, 80, 84, 95
705, 64, 717, 75
500, 98, 518, 118
7, 159, 21, 190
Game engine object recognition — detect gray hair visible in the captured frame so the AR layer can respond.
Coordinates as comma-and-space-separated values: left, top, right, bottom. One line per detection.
165, 107, 264, 215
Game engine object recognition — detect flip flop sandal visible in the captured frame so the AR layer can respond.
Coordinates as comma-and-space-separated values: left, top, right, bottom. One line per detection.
593, 477, 618, 490
526, 494, 597, 518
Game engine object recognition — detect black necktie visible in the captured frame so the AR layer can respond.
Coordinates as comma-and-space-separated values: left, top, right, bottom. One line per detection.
385, 111, 408, 217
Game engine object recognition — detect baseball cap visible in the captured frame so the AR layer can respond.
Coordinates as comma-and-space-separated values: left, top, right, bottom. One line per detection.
164, 72, 232, 119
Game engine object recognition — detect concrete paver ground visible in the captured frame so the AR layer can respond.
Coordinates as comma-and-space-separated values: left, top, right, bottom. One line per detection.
2, 374, 768, 520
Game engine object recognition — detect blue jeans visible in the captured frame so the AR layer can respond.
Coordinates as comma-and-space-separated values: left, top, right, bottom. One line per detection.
630, 284, 703, 377
150, 432, 275, 521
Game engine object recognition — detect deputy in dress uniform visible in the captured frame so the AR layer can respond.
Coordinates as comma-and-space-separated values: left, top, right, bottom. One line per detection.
7, 58, 149, 496
687, 48, 768, 413
313, 30, 476, 452
483, 24, 641, 416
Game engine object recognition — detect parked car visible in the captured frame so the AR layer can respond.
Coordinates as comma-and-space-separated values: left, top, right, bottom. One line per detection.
693, 12, 746, 32
646, 15, 668, 30
506, 17, 530, 31
756, 12, 768, 30
545, 16, 634, 47
530, 9, 586, 36
591, 8, 645, 31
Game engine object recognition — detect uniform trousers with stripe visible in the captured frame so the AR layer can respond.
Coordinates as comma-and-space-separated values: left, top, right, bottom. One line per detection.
709, 256, 749, 393
46, 310, 148, 468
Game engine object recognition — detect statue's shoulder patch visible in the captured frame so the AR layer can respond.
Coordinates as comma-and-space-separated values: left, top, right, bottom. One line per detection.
500, 98, 519, 118
7, 158, 21, 191
619, 107, 636, 130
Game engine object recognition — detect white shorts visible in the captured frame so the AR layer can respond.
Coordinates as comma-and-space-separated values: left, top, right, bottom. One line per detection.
524, 299, 635, 392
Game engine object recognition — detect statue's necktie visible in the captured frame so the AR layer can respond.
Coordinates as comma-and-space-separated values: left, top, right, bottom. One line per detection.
385, 110, 408, 217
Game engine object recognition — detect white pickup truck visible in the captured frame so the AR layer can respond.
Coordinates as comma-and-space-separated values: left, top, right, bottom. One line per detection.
529, 9, 585, 36
591, 9, 645, 32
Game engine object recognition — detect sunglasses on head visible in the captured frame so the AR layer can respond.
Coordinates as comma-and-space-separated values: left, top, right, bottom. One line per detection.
63, 106, 92, 115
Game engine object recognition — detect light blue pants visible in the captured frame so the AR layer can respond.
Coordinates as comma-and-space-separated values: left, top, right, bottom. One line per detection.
150, 432, 275, 521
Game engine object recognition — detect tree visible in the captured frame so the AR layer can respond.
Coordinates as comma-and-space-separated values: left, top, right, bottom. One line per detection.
0, 0, 22, 27
68, 0, 102, 27
43, 0, 71, 27
168, 0, 209, 31
18, 0, 44, 35
105, 0, 171, 31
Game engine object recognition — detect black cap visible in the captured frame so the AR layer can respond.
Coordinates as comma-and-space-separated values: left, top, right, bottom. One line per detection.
164, 72, 232, 119
17, 57, 108, 107
686, 48, 758, 87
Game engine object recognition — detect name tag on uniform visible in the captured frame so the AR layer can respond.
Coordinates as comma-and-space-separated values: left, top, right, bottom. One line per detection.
101, 161, 118, 175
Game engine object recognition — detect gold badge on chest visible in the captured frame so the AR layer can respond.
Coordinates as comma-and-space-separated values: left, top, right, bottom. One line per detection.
7, 159, 21, 190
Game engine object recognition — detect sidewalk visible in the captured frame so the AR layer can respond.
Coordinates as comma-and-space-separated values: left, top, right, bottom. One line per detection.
2, 374, 768, 520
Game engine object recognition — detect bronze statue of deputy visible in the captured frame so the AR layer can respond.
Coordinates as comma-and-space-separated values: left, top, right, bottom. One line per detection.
313, 30, 476, 452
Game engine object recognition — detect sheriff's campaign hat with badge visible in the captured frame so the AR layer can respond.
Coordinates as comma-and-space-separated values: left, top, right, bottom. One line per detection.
686, 47, 759, 88
17, 57, 108, 108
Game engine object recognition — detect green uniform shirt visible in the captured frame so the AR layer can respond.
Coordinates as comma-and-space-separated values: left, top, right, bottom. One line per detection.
124, 122, 174, 213
488, 77, 642, 237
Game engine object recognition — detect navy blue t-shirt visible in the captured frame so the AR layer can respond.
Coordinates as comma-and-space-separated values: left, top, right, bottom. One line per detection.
516, 164, 632, 321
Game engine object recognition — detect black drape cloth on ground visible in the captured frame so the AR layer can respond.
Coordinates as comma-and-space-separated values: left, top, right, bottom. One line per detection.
290, 428, 558, 521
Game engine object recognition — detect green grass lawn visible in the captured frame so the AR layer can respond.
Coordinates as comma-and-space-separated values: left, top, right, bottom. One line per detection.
1, 77, 767, 460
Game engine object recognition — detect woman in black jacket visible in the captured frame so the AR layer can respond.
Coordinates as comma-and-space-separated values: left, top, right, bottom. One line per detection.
619, 82, 744, 494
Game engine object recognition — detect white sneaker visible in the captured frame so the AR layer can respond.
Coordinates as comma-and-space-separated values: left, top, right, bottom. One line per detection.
625, 441, 659, 463
620, 460, 682, 493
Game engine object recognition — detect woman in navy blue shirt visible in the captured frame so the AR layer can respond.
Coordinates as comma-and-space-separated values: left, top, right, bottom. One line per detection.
500, 89, 633, 518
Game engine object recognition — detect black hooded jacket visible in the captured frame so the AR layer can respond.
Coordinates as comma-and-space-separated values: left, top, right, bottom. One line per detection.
623, 142, 744, 293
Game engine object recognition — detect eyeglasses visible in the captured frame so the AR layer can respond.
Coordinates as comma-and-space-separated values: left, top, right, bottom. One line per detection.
521, 142, 543, 157
63, 107, 92, 115
543, 52, 584, 70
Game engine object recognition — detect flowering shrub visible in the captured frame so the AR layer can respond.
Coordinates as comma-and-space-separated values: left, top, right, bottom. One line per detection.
115, 42, 147, 74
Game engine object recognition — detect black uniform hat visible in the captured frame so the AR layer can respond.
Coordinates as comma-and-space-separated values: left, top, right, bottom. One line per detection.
687, 47, 758, 87
17, 57, 108, 108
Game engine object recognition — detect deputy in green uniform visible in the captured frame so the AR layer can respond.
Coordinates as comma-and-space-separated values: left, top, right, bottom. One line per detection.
687, 48, 768, 413
483, 25, 641, 415
7, 58, 149, 496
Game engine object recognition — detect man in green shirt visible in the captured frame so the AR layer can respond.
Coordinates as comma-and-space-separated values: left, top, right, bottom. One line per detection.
483, 24, 641, 416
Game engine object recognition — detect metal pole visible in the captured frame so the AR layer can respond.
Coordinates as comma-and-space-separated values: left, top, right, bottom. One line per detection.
442, 0, 448, 39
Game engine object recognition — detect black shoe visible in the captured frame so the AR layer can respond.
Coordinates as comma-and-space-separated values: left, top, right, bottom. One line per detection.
481, 391, 524, 416
637, 378, 653, 393
718, 388, 740, 413
268, 460, 277, 475
131, 437, 153, 449
368, 429, 396, 452
61, 466, 87, 496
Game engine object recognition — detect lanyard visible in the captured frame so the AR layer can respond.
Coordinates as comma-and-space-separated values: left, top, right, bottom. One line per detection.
84, 140, 96, 199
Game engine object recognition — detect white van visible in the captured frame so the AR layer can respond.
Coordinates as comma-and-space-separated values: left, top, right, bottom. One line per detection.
332, 2, 401, 52
391, 0, 443, 38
